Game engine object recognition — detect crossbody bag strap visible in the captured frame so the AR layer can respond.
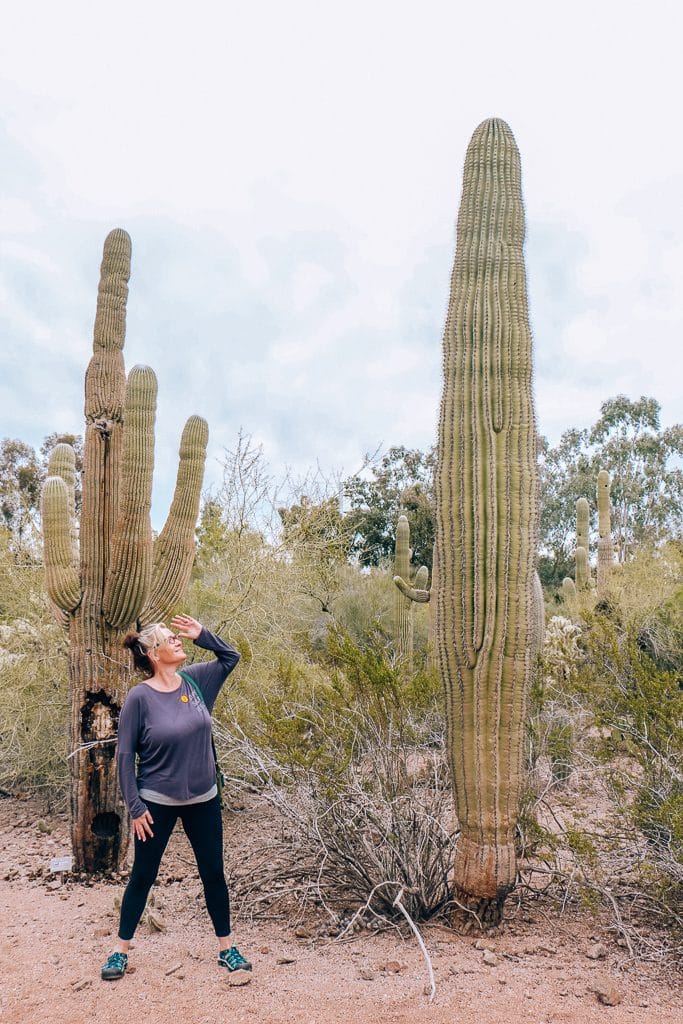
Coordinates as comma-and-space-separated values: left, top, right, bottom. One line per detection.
178, 669, 224, 806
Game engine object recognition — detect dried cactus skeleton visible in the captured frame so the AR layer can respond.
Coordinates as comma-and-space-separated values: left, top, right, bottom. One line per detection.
396, 118, 538, 927
41, 230, 208, 873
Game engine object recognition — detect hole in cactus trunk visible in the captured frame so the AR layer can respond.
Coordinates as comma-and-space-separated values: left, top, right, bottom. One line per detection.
92, 811, 120, 838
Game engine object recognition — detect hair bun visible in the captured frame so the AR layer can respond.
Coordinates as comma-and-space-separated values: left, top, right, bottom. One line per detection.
122, 631, 141, 651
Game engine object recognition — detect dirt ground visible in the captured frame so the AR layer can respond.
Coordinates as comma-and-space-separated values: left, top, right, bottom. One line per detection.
1, 792, 681, 1024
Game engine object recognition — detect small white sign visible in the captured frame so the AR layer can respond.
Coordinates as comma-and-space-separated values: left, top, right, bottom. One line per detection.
49, 856, 73, 874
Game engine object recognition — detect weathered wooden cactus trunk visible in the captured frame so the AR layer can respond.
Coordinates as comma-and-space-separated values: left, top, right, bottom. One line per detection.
435, 119, 538, 927
42, 230, 208, 873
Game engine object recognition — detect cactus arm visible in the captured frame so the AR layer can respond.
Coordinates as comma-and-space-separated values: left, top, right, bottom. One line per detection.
81, 229, 129, 603
596, 470, 614, 597
41, 477, 81, 611
140, 415, 209, 627
575, 545, 589, 589
414, 564, 429, 590
102, 366, 158, 628
393, 575, 431, 602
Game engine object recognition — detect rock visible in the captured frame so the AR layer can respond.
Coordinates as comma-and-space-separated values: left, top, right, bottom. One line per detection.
294, 926, 311, 939
126, 966, 137, 975
592, 978, 623, 1006
382, 961, 404, 974
36, 820, 52, 834
482, 950, 500, 967
276, 957, 296, 965
524, 989, 534, 999
497, 975, 507, 985
46, 880, 62, 891
448, 966, 459, 976
586, 943, 608, 960
94, 927, 110, 938
358, 968, 376, 981
165, 962, 184, 976
227, 971, 251, 987
474, 938, 489, 950
147, 912, 166, 932
72, 979, 91, 992
259, 946, 271, 954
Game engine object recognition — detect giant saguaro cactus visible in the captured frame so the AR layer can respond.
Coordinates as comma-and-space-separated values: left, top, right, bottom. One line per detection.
393, 514, 428, 662
395, 119, 538, 926
41, 230, 208, 873
596, 470, 614, 597
575, 497, 590, 590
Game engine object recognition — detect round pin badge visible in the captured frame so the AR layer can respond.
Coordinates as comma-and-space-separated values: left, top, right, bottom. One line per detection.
180, 694, 189, 703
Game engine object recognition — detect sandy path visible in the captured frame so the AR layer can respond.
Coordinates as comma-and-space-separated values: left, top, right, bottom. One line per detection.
1, 795, 680, 1024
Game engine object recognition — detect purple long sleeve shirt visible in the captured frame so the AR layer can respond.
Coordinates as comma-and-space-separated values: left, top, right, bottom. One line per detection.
116, 628, 240, 819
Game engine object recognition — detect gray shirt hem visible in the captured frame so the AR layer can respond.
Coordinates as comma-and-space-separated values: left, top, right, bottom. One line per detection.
139, 784, 217, 806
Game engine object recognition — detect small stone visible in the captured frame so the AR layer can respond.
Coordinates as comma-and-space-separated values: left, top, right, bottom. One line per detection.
46, 880, 62, 891
126, 966, 137, 975
616, 937, 628, 948
148, 912, 166, 932
36, 820, 52, 833
94, 927, 110, 938
383, 961, 403, 974
474, 938, 488, 950
586, 943, 608, 960
592, 979, 623, 1006
165, 962, 184, 976
497, 975, 507, 985
482, 950, 500, 967
524, 989, 534, 999
448, 965, 459, 976
72, 979, 91, 992
227, 971, 251, 986
358, 968, 376, 981
259, 946, 271, 954
276, 957, 296, 965
294, 926, 311, 939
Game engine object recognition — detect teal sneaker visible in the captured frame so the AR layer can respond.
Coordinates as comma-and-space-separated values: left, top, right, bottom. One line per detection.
218, 946, 252, 972
101, 951, 128, 980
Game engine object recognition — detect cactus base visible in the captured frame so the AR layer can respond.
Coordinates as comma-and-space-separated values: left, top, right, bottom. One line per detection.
451, 837, 516, 930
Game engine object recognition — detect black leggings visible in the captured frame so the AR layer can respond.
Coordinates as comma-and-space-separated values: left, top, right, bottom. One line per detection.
118, 795, 230, 941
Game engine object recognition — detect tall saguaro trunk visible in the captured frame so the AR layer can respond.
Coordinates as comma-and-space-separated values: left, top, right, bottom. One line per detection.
42, 230, 209, 873
395, 120, 538, 927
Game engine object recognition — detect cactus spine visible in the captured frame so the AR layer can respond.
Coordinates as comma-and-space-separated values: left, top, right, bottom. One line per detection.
433, 118, 538, 926
40, 230, 208, 873
596, 470, 614, 597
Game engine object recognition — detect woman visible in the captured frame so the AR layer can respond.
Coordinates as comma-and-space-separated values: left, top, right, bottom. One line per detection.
101, 614, 250, 980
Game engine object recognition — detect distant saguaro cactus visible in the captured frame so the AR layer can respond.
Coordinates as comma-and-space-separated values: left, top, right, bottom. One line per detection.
393, 514, 428, 662
596, 470, 614, 597
41, 230, 208, 873
561, 576, 577, 605
575, 497, 590, 589
395, 118, 538, 927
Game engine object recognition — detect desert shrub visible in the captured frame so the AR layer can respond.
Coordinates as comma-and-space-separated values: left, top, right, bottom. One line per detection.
0, 536, 69, 804
217, 625, 455, 921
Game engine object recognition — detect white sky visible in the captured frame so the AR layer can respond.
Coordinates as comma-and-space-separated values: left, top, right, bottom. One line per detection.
1, 0, 681, 524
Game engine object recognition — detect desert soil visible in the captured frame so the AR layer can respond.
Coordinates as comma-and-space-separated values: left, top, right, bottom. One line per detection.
1, 792, 680, 1024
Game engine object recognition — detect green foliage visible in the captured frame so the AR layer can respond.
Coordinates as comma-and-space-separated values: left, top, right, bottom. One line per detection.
343, 445, 435, 569
224, 626, 453, 919
539, 396, 683, 587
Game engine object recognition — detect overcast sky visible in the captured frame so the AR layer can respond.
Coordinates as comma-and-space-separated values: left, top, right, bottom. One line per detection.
1, 1, 681, 525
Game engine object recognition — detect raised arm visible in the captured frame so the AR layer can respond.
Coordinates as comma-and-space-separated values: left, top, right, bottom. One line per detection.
176, 617, 240, 713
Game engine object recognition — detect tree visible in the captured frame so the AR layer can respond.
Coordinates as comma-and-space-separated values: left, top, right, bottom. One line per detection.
539, 396, 683, 587
0, 439, 42, 549
343, 446, 436, 569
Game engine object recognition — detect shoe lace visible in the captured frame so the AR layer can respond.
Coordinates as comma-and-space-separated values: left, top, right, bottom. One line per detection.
106, 952, 127, 968
221, 946, 247, 968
